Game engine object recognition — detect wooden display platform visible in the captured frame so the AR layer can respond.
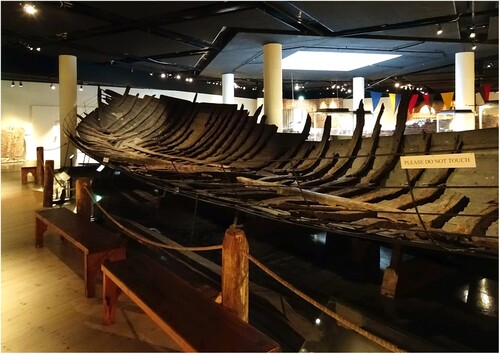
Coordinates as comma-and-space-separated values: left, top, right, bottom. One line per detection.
102, 255, 281, 352
35, 208, 126, 297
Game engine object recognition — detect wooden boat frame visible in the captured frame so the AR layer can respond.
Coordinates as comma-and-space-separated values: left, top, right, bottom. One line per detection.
68, 87, 499, 258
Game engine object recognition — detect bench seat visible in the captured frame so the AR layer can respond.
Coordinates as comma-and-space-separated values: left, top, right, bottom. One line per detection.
102, 255, 281, 352
35, 208, 126, 297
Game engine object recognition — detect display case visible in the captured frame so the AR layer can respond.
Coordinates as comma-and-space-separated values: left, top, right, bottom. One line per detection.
478, 101, 499, 129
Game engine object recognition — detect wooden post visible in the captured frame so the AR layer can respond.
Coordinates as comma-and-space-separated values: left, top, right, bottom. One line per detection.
381, 244, 455, 298
36, 146, 44, 186
221, 225, 249, 322
43, 160, 54, 207
381, 244, 405, 298
76, 177, 92, 221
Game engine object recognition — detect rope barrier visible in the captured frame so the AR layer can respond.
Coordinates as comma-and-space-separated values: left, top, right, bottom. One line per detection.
83, 186, 222, 252
81, 181, 406, 352
247, 254, 406, 353
43, 142, 68, 151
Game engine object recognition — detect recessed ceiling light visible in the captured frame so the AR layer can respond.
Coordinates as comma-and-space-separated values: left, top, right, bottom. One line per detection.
282, 51, 401, 71
23, 3, 37, 15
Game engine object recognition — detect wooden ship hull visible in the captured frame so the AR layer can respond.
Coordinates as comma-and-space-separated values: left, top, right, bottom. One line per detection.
68, 88, 499, 258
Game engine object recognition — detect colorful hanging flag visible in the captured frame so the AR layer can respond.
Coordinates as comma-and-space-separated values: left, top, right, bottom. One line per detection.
423, 93, 430, 107
441, 92, 454, 109
483, 84, 491, 102
370, 91, 383, 112
408, 93, 420, 114
389, 93, 402, 113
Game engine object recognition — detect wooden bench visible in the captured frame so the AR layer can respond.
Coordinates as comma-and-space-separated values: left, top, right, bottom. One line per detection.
21, 166, 37, 184
35, 208, 126, 298
102, 256, 281, 352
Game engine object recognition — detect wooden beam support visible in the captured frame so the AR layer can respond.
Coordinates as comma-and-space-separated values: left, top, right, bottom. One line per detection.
43, 160, 54, 207
36, 146, 44, 186
76, 177, 92, 221
381, 244, 455, 298
221, 225, 249, 322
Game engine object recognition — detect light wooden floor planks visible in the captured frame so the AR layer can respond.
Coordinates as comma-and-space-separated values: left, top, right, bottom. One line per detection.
1, 170, 181, 352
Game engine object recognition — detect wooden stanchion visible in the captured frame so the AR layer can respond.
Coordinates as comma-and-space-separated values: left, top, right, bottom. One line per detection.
76, 177, 92, 221
43, 160, 54, 207
221, 225, 249, 322
36, 146, 44, 186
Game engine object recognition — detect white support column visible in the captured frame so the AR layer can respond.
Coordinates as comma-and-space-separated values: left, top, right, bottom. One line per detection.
222, 73, 235, 104
352, 77, 365, 111
453, 52, 476, 131
263, 43, 283, 131
59, 55, 77, 168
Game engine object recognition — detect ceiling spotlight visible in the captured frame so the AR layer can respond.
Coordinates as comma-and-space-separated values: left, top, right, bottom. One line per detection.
394, 82, 400, 88
11, 81, 15, 87
160, 73, 166, 78
50, 83, 55, 90
469, 31, 476, 38
472, 44, 477, 50
149, 72, 153, 76
130, 68, 134, 72
79, 85, 83, 91
436, 24, 443, 35
23, 3, 38, 15
19, 81, 23, 88
176, 74, 181, 80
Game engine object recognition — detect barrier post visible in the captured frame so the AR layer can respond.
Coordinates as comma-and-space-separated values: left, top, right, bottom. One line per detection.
36, 146, 44, 186
221, 225, 249, 322
43, 160, 54, 207
76, 177, 92, 221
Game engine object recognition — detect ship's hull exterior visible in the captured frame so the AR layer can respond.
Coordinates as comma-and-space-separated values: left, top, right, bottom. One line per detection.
69, 88, 499, 257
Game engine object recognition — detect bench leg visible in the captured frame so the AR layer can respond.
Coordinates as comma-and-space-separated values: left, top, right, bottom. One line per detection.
35, 218, 47, 248
103, 272, 121, 325
21, 170, 28, 184
84, 247, 126, 298
85, 253, 100, 298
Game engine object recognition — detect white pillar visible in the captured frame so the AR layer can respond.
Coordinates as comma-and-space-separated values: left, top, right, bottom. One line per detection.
263, 43, 283, 131
222, 73, 235, 104
453, 52, 476, 131
59, 55, 77, 168
352, 77, 365, 111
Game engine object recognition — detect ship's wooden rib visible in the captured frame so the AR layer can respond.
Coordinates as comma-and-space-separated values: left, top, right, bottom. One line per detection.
299, 102, 371, 186
260, 116, 331, 182
68, 87, 499, 257
305, 104, 384, 189
317, 94, 410, 197
205, 113, 259, 164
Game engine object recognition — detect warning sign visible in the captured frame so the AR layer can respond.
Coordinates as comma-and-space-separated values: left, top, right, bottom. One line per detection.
400, 153, 476, 169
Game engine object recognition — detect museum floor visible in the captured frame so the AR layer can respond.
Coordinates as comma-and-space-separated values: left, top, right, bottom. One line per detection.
1, 170, 182, 352
1, 168, 498, 352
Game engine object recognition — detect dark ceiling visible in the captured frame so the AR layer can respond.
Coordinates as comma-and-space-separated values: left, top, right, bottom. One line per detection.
2, 1, 498, 99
